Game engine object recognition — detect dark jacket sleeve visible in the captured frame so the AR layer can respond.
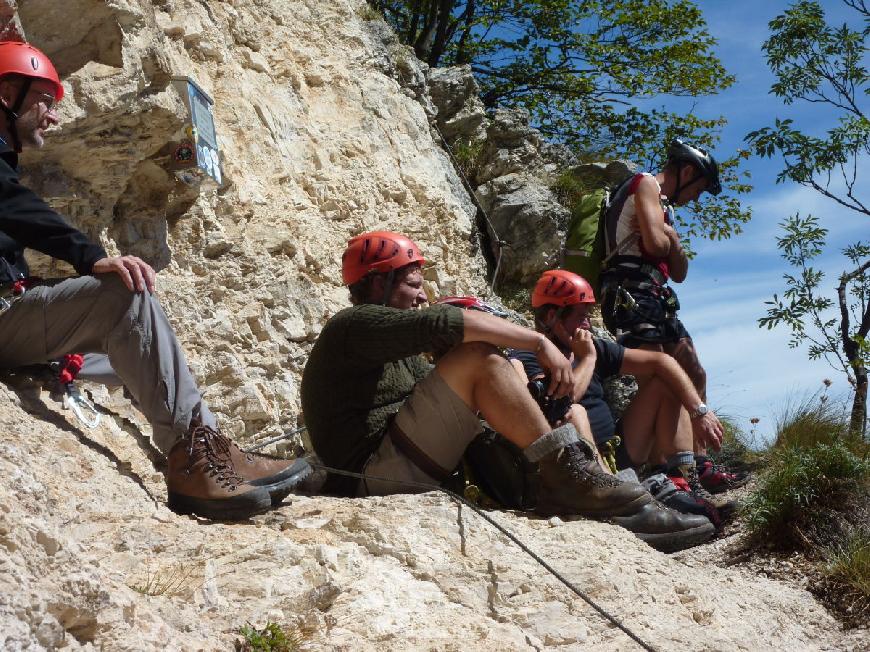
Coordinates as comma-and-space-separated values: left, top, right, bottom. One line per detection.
337, 303, 465, 366
0, 159, 107, 275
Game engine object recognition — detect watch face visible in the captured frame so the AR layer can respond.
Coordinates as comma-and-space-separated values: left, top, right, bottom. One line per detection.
695, 405, 708, 417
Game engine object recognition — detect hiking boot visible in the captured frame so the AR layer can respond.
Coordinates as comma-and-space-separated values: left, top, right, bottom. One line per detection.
671, 464, 736, 519
643, 472, 721, 530
535, 440, 651, 517
697, 457, 750, 494
167, 423, 312, 520
611, 501, 715, 553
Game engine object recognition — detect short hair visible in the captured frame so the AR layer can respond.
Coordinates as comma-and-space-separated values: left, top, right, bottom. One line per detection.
348, 273, 379, 305
534, 304, 559, 329
347, 262, 421, 305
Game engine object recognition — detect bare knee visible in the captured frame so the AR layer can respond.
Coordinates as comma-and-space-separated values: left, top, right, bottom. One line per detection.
442, 341, 504, 368
435, 341, 509, 384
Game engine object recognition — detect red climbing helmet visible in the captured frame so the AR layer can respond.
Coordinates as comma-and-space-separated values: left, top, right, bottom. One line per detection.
341, 231, 425, 286
436, 295, 508, 318
531, 270, 596, 308
0, 41, 63, 101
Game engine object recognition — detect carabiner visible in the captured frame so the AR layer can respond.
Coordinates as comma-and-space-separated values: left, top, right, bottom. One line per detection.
63, 384, 101, 429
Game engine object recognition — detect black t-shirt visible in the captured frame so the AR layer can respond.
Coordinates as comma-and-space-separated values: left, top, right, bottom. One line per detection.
508, 338, 624, 444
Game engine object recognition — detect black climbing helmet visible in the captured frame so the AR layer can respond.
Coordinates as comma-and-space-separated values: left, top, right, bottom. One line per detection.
666, 139, 721, 196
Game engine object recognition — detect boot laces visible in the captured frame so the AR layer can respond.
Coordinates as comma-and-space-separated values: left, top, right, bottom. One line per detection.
560, 444, 622, 488
187, 425, 245, 490
686, 465, 715, 502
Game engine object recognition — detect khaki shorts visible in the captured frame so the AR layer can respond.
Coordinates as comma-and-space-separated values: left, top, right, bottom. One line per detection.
358, 369, 481, 496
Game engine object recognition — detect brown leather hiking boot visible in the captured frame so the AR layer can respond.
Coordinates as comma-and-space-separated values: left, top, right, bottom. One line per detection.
167, 423, 311, 521
535, 440, 651, 517
611, 501, 715, 553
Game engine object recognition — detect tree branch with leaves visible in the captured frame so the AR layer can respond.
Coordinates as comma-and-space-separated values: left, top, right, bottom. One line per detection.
748, 0, 869, 438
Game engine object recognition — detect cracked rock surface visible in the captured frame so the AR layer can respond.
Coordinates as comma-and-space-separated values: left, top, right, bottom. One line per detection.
0, 1, 868, 650
1, 383, 867, 650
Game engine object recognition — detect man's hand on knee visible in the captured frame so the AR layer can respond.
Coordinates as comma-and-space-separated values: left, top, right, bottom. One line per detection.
93, 255, 156, 293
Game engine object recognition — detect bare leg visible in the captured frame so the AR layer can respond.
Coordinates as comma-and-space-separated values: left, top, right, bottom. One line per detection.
621, 377, 692, 466
435, 342, 550, 448
568, 404, 612, 474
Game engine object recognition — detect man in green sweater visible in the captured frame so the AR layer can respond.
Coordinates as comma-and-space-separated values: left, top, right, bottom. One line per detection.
302, 231, 714, 548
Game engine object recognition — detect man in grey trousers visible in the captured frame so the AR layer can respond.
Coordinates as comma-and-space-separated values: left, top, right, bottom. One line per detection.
0, 40, 309, 520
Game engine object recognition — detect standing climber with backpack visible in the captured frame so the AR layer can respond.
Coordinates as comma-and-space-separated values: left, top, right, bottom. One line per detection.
0, 41, 310, 520
599, 139, 718, 393
595, 141, 746, 492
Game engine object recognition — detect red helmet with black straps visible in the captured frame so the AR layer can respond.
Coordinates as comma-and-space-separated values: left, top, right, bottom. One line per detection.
436, 295, 508, 318
341, 231, 425, 286
531, 270, 596, 308
0, 41, 63, 101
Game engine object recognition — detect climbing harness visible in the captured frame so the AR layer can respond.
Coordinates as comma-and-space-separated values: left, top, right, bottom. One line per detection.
50, 353, 101, 429
306, 462, 659, 652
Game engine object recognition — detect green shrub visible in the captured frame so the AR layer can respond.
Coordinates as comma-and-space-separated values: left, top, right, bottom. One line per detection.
711, 414, 762, 470
450, 137, 485, 184
235, 622, 302, 652
820, 526, 870, 627
356, 3, 381, 21
743, 440, 870, 549
774, 393, 852, 450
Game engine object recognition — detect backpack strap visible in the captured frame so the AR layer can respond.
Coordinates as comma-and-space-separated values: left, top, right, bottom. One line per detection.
602, 173, 645, 264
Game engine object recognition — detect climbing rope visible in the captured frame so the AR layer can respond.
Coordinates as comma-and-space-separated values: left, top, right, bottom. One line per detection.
306, 462, 659, 652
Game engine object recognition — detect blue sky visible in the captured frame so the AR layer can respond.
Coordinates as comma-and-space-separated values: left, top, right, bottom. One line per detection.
661, 0, 867, 442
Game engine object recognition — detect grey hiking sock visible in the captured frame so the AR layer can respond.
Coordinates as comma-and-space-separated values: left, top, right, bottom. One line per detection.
523, 424, 579, 463
666, 451, 695, 474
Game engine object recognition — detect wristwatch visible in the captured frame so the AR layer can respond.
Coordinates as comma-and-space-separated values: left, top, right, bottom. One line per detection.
690, 403, 709, 419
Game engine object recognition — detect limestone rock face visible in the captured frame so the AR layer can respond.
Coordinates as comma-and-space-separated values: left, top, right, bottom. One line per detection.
0, 2, 867, 650
427, 67, 577, 286
1, 383, 866, 651
17, 0, 486, 441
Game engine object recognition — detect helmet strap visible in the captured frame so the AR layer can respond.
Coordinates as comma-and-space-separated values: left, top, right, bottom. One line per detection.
0, 77, 32, 153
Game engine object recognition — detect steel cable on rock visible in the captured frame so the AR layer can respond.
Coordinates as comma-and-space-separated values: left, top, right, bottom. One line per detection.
306, 462, 658, 652
431, 122, 509, 293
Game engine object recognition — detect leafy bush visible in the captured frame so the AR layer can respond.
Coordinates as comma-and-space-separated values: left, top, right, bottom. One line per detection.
774, 392, 852, 451
235, 622, 302, 652
820, 526, 870, 627
743, 440, 869, 549
449, 137, 485, 184
711, 415, 762, 471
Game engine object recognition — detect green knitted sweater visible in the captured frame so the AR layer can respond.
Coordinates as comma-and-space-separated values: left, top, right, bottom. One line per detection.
301, 303, 464, 494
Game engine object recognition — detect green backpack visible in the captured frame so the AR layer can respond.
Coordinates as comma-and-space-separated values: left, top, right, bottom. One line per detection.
562, 188, 610, 291
562, 174, 635, 292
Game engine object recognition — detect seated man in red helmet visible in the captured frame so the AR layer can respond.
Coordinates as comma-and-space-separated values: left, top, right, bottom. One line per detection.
509, 269, 730, 524
0, 41, 309, 520
302, 230, 716, 552
599, 140, 747, 493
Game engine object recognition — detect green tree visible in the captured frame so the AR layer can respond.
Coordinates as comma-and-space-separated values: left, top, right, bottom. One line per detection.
371, 0, 752, 243
748, 0, 869, 438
